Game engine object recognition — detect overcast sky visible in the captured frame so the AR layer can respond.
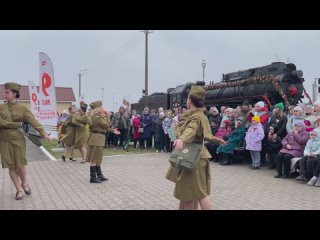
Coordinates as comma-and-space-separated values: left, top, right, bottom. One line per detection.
0, 30, 319, 111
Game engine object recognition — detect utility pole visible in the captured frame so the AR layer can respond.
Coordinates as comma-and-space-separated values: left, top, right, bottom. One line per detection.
141, 30, 153, 107
77, 69, 87, 101
202, 60, 206, 83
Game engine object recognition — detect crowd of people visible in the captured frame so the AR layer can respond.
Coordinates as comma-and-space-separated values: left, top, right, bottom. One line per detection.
56, 97, 320, 188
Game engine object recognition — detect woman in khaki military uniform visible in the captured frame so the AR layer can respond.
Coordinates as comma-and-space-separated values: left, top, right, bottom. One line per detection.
167, 85, 226, 210
86, 101, 120, 183
61, 105, 77, 162
0, 82, 52, 200
72, 102, 89, 163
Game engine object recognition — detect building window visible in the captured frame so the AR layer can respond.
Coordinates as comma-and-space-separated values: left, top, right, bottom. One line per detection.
318, 87, 320, 94
318, 78, 320, 85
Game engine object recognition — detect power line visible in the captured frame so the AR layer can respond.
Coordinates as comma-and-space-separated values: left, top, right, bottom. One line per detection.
87, 32, 144, 75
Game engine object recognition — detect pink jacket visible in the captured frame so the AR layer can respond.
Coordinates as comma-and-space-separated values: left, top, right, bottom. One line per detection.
215, 126, 232, 140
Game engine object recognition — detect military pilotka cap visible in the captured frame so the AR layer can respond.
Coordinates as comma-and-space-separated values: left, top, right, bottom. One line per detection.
4, 82, 21, 91
189, 85, 205, 101
89, 101, 102, 110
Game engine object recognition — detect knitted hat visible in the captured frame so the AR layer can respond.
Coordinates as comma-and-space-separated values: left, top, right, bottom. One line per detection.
189, 85, 205, 101
252, 115, 260, 123
294, 120, 305, 128
274, 102, 284, 111
4, 82, 21, 91
304, 120, 311, 127
255, 101, 264, 108
293, 106, 303, 114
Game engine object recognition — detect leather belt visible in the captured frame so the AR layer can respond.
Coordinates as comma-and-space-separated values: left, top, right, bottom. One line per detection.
91, 131, 105, 135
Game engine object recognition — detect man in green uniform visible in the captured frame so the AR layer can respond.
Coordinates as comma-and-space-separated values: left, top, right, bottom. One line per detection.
0, 82, 52, 200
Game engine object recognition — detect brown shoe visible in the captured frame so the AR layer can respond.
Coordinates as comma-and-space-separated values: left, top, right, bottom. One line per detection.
15, 191, 23, 200
22, 185, 32, 195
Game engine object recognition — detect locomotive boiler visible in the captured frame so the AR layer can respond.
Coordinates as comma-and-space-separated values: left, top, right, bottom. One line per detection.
131, 62, 310, 112
203, 62, 307, 108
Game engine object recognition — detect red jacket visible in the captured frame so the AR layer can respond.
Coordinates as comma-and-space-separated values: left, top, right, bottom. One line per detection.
248, 107, 269, 125
133, 117, 141, 139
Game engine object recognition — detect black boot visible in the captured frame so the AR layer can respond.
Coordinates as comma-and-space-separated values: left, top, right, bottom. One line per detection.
90, 166, 102, 183
96, 165, 108, 181
61, 155, 66, 162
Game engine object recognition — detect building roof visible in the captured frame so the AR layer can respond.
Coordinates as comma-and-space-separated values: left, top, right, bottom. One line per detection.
0, 84, 76, 102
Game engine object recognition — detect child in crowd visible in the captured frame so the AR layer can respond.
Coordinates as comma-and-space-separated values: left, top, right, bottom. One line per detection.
245, 115, 265, 169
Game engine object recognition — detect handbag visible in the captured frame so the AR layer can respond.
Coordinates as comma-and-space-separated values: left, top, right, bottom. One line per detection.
138, 127, 144, 133
168, 118, 204, 171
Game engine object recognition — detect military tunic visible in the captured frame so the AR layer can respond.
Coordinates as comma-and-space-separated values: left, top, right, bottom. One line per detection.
86, 115, 112, 164
0, 102, 47, 169
166, 108, 221, 201
73, 113, 89, 149
61, 114, 76, 146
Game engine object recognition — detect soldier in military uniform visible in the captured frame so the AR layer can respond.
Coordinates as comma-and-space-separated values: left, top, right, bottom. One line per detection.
0, 82, 52, 200
166, 85, 226, 210
72, 102, 89, 163
61, 105, 77, 162
86, 101, 120, 183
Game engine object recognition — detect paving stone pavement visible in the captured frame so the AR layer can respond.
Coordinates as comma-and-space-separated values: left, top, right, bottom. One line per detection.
1, 152, 320, 210
26, 137, 51, 162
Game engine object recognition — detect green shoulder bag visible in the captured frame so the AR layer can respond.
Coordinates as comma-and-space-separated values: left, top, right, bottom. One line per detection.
168, 119, 204, 171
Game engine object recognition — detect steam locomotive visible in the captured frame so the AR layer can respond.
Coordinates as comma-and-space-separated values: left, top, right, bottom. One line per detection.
131, 62, 307, 112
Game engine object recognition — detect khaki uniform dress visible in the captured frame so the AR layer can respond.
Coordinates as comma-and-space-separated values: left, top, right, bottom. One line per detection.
166, 108, 220, 201
61, 114, 76, 146
0, 102, 47, 169
73, 113, 89, 149
86, 115, 112, 164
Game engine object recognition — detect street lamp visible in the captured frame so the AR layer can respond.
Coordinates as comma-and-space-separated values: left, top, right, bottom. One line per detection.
202, 60, 206, 83
78, 69, 88, 100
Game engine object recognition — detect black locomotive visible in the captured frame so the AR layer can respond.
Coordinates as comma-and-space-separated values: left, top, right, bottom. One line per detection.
131, 62, 308, 112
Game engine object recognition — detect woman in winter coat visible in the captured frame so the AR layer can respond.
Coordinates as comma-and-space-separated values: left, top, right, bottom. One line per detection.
275, 120, 310, 178
295, 128, 320, 181
154, 112, 165, 152
286, 106, 305, 134
132, 113, 141, 148
265, 125, 282, 169
216, 118, 245, 165
140, 107, 153, 149
215, 119, 232, 140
